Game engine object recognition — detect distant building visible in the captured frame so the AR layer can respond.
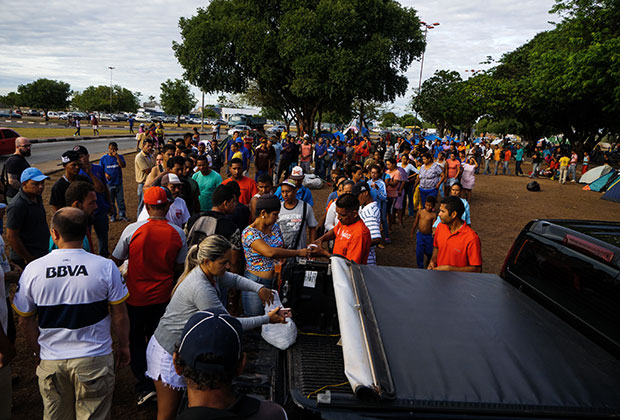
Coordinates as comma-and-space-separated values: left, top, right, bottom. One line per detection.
220, 107, 261, 121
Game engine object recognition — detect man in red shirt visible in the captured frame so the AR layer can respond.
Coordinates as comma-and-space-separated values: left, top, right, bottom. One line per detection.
222, 158, 257, 206
428, 195, 482, 272
315, 193, 371, 264
111, 186, 188, 405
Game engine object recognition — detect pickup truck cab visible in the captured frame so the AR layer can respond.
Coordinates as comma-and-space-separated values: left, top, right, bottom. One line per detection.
500, 219, 620, 359
244, 221, 620, 419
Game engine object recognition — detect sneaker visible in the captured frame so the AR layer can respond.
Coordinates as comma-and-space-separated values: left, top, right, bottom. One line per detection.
384, 237, 391, 244
137, 390, 156, 406
109, 216, 116, 223
119, 216, 130, 222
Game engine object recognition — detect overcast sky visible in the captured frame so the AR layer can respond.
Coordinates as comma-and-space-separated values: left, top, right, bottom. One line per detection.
0, 0, 557, 114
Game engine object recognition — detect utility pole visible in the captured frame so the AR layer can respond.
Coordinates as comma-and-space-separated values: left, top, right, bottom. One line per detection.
201, 91, 205, 132
414, 22, 440, 121
108, 66, 115, 111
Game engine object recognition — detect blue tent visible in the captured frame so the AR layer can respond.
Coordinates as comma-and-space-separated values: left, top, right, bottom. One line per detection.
424, 134, 441, 142
473, 138, 482, 143
333, 131, 345, 141
589, 171, 615, 192
317, 132, 334, 141
602, 175, 620, 203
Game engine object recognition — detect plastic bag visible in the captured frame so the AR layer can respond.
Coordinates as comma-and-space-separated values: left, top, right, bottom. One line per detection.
261, 291, 297, 350
303, 174, 324, 189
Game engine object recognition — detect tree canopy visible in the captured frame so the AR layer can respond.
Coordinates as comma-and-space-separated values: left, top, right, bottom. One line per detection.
411, 0, 620, 150
18, 78, 71, 119
173, 0, 425, 134
160, 78, 196, 126
72, 85, 140, 113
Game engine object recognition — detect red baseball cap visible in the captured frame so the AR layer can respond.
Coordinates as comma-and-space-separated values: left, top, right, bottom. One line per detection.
143, 187, 168, 205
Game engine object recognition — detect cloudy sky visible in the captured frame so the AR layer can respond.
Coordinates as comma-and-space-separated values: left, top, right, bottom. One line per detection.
0, 0, 558, 114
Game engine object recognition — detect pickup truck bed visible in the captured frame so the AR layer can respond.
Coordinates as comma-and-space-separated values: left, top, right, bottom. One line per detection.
276, 258, 620, 419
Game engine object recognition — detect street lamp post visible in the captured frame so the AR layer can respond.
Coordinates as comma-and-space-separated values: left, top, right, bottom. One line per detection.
415, 21, 440, 120
108, 66, 115, 111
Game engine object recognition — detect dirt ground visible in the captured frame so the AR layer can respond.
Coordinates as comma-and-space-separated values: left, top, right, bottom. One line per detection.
8, 153, 620, 419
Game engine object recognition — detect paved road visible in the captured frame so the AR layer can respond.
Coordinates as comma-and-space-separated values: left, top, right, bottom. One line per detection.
0, 136, 139, 166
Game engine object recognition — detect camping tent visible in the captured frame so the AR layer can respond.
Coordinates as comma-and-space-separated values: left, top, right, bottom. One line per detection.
602, 177, 620, 203
601, 171, 620, 192
579, 165, 613, 184
589, 171, 616, 192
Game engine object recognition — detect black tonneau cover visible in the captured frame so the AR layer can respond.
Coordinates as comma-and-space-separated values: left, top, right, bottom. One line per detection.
305, 262, 620, 418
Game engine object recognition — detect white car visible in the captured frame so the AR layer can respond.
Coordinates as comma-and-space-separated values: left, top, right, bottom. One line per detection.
227, 125, 252, 136
266, 125, 287, 135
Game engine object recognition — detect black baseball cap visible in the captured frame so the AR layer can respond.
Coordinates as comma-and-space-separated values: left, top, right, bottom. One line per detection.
60, 150, 80, 165
177, 310, 243, 373
352, 181, 370, 196
73, 145, 89, 155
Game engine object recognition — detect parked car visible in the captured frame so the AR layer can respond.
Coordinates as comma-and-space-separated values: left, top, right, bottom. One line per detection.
26, 110, 41, 116
266, 124, 287, 135
0, 111, 11, 118
10, 112, 21, 119
227, 124, 252, 136
0, 127, 19, 155
111, 113, 128, 122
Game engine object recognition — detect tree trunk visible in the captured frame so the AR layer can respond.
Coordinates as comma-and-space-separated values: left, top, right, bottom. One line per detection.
177, 115, 181, 127
316, 109, 323, 136
44, 109, 49, 122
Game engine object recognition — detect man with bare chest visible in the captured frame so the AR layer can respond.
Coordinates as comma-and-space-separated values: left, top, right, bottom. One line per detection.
410, 196, 436, 268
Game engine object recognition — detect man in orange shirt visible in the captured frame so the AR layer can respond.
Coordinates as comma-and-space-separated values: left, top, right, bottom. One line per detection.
502, 147, 512, 176
222, 158, 257, 205
428, 195, 482, 272
315, 193, 371, 264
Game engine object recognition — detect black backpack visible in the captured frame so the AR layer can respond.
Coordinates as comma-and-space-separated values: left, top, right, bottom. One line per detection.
527, 181, 541, 192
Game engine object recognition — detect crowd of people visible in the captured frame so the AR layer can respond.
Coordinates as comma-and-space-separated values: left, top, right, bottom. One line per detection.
6, 126, 563, 420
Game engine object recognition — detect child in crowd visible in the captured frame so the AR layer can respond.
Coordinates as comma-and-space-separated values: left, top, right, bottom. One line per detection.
410, 196, 436, 269
582, 151, 590, 174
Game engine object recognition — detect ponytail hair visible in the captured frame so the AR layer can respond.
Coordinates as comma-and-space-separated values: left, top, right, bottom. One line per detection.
171, 235, 232, 296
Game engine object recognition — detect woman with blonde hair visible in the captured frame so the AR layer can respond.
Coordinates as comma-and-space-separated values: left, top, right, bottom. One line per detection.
146, 234, 285, 420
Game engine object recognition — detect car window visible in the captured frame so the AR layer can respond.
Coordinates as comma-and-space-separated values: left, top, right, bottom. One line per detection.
510, 234, 620, 352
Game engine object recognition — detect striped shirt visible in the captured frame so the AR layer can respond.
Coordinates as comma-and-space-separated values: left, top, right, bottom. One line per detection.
12, 249, 128, 360
359, 201, 382, 265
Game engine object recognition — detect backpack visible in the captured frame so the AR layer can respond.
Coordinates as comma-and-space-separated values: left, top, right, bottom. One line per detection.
527, 181, 541, 192
185, 214, 218, 247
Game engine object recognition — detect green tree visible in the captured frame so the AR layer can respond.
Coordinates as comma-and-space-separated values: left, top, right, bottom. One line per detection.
399, 113, 421, 127
173, 0, 425, 135
72, 85, 140, 113
18, 78, 71, 120
160, 79, 197, 127
203, 107, 219, 120
410, 70, 466, 136
380, 112, 399, 128
0, 92, 21, 108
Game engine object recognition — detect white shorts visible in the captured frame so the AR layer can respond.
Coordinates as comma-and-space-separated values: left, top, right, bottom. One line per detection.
92, 125, 98, 129
145, 336, 186, 390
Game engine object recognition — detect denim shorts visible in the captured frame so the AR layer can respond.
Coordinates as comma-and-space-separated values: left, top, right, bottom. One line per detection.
242, 271, 276, 317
